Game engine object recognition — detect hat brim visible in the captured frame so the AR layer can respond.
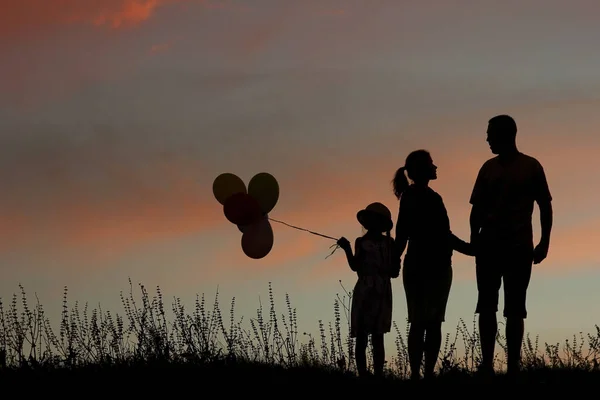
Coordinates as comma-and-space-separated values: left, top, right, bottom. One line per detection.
357, 209, 393, 232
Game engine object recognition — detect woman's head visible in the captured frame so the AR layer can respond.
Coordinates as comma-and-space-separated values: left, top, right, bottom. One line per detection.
392, 149, 437, 199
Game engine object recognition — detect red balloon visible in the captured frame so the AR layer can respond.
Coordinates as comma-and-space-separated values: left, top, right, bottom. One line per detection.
223, 193, 262, 226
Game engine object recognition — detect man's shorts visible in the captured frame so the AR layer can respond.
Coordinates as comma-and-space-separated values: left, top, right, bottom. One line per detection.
475, 244, 534, 319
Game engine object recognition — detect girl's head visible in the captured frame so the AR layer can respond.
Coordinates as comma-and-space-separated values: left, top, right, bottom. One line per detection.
392, 149, 437, 199
357, 202, 393, 234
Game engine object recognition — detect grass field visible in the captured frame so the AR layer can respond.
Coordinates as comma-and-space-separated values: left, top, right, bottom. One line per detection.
1, 280, 598, 387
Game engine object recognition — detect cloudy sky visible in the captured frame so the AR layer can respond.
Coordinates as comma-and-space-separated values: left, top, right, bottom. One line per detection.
1, 0, 600, 356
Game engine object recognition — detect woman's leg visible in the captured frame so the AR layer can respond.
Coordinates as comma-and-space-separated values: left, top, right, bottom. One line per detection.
408, 322, 425, 380
423, 266, 451, 379
424, 321, 443, 379
372, 333, 385, 377
355, 333, 369, 377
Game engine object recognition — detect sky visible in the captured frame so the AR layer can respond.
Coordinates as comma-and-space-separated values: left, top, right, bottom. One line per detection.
1, 0, 600, 360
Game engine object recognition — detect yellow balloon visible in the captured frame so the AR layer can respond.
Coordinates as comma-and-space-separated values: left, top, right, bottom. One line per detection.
248, 172, 279, 214
213, 173, 246, 205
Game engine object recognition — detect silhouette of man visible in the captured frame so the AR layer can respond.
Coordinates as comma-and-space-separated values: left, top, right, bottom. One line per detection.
469, 114, 553, 377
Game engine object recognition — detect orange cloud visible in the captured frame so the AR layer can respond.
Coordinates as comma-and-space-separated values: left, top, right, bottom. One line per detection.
0, 0, 249, 42
0, 0, 250, 109
58, 171, 219, 249
0, 159, 221, 259
0, 126, 225, 259
1, 1, 164, 40
91, 0, 160, 29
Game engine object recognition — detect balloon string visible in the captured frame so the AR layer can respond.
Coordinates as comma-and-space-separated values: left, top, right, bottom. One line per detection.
267, 217, 339, 241
266, 217, 342, 260
325, 243, 341, 259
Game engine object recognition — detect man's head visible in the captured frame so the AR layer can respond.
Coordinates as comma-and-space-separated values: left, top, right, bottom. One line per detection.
487, 114, 517, 154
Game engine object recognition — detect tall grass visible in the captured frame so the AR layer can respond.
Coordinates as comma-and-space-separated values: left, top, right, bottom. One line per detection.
0, 279, 598, 380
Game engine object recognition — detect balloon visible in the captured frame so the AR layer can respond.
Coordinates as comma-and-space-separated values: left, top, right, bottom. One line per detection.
248, 172, 279, 214
238, 213, 268, 233
223, 193, 263, 226
213, 173, 246, 205
241, 217, 274, 259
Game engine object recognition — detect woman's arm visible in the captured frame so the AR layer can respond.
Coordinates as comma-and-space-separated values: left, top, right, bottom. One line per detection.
450, 232, 474, 256
395, 194, 410, 258
389, 237, 401, 278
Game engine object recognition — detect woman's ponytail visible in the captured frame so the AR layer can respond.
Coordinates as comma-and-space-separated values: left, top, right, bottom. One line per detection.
392, 167, 409, 199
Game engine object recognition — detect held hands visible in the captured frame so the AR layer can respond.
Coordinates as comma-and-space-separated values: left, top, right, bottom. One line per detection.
469, 233, 480, 257
452, 233, 476, 257
462, 242, 476, 257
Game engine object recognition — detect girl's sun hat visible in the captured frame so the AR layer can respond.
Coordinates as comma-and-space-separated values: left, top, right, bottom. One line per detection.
356, 202, 393, 232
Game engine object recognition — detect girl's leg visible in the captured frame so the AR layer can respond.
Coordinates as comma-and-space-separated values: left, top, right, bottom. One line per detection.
408, 322, 425, 380
424, 321, 443, 379
355, 333, 369, 377
372, 333, 385, 377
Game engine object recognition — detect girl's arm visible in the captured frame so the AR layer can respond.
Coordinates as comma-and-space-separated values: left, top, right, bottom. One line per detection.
341, 237, 362, 272
450, 232, 474, 256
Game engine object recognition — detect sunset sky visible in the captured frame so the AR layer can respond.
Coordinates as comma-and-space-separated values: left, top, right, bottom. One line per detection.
1, 0, 600, 357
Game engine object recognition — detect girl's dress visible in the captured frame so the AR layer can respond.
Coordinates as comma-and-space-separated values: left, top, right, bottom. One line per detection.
396, 185, 467, 325
350, 234, 398, 338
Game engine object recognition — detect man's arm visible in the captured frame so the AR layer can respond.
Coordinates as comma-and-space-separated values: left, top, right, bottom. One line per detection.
538, 200, 553, 246
533, 198, 552, 265
533, 160, 553, 263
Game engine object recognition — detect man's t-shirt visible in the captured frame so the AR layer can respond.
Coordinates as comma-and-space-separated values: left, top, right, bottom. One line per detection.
470, 152, 552, 249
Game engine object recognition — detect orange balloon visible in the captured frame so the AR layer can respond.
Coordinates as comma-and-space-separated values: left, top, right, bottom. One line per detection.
241, 217, 274, 259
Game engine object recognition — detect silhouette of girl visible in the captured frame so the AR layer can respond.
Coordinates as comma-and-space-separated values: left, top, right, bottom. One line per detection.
337, 202, 401, 378
392, 149, 473, 381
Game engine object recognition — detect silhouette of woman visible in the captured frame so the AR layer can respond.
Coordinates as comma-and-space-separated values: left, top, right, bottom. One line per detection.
392, 150, 473, 381
337, 202, 401, 378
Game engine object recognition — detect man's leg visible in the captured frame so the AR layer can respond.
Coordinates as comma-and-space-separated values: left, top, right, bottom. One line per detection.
506, 317, 524, 374
479, 312, 497, 371
475, 255, 502, 373
503, 251, 533, 375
